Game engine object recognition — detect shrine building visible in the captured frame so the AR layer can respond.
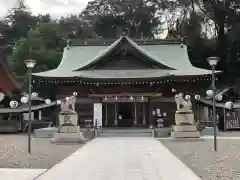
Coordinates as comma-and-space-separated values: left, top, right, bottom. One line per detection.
33, 36, 214, 128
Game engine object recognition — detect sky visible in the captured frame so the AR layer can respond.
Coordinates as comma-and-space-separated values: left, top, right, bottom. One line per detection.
0, 0, 91, 19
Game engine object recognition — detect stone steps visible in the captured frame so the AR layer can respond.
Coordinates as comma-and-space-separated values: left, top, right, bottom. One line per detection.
98, 129, 153, 137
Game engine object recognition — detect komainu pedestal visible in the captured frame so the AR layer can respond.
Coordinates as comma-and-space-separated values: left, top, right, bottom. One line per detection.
51, 96, 86, 144
52, 113, 86, 143
171, 111, 200, 139
171, 93, 200, 139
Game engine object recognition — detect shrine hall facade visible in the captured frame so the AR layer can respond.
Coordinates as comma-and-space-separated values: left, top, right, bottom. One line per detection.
33, 36, 213, 128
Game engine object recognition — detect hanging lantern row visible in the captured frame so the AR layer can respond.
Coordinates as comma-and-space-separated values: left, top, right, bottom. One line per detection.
174, 93, 201, 101
206, 90, 223, 102
9, 91, 79, 108
56, 92, 78, 105
1, 92, 41, 104
36, 77, 212, 85
10, 97, 52, 109
172, 88, 201, 101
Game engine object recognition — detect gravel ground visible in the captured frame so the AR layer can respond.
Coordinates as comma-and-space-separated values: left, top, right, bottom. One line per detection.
0, 134, 83, 169
160, 135, 240, 180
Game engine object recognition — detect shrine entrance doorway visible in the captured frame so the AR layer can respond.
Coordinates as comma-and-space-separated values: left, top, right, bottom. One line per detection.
118, 102, 134, 127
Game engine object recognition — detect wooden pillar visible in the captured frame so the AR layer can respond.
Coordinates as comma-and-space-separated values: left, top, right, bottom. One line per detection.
223, 108, 226, 131
148, 97, 153, 128
142, 102, 146, 125
105, 103, 108, 127
196, 103, 199, 122
134, 101, 137, 125
114, 103, 118, 126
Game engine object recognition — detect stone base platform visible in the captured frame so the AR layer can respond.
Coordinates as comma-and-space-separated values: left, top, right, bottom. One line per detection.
58, 126, 80, 133
171, 131, 201, 139
34, 127, 58, 138
173, 125, 197, 132
51, 132, 87, 144
171, 125, 200, 139
170, 136, 204, 141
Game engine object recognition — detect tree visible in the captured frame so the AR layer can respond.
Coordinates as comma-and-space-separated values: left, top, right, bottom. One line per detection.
192, 0, 240, 72
152, 0, 240, 72
37, 14, 51, 23
4, 0, 37, 43
59, 15, 98, 39
10, 22, 67, 80
81, 0, 160, 38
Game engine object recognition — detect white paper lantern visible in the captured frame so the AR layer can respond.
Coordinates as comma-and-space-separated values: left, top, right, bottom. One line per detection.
215, 94, 223, 101
185, 95, 191, 101
225, 101, 233, 109
0, 92, 4, 102
20, 96, 28, 104
31, 92, 38, 97
206, 90, 214, 98
56, 100, 62, 105
9, 100, 18, 108
195, 95, 201, 100
172, 88, 176, 93
130, 96, 133, 101
73, 92, 78, 96
45, 99, 51, 105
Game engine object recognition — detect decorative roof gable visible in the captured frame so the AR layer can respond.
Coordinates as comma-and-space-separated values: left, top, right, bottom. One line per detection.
76, 36, 175, 70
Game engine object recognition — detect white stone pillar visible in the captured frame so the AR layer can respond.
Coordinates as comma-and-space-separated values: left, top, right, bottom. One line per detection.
38, 110, 42, 121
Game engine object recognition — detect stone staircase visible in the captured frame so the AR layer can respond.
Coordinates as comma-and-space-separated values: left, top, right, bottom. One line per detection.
97, 128, 153, 137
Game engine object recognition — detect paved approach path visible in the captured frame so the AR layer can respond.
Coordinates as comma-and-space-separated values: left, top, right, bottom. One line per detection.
0, 168, 46, 180
37, 137, 201, 180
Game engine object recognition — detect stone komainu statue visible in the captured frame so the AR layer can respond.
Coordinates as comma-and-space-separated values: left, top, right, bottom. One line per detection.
60, 96, 77, 114
174, 93, 192, 112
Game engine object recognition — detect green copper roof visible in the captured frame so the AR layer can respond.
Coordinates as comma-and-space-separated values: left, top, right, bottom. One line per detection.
77, 36, 174, 70
33, 36, 213, 79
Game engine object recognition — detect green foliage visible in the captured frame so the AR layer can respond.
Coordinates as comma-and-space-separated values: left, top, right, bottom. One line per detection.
10, 23, 66, 80
4, 7, 37, 43
82, 0, 160, 38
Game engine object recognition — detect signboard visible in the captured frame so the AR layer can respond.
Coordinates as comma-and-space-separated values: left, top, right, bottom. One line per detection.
94, 103, 102, 127
23, 112, 34, 121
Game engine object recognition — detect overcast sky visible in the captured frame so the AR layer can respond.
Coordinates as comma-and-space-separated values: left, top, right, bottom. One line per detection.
0, 0, 91, 19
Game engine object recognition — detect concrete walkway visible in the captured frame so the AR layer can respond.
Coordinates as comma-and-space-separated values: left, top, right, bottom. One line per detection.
0, 168, 46, 180
36, 137, 201, 180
